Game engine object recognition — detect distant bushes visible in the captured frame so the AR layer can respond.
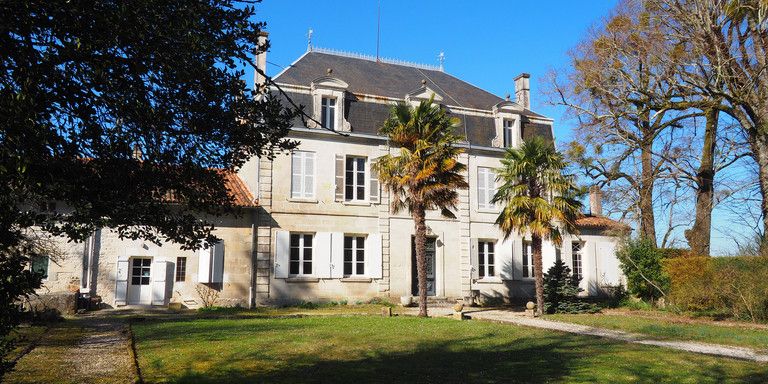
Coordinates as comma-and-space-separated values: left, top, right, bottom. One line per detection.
664, 256, 768, 322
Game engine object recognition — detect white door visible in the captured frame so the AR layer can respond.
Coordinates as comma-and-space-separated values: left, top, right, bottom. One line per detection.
128, 257, 153, 304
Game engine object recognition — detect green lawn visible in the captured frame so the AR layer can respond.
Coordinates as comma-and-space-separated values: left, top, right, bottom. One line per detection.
133, 315, 768, 383
546, 313, 768, 351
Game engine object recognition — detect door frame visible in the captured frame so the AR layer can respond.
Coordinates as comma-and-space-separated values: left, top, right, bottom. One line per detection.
411, 236, 437, 296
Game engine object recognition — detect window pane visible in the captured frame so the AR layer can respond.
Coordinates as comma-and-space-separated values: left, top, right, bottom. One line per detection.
290, 261, 299, 275
290, 234, 300, 247
344, 236, 352, 248
356, 263, 364, 275
344, 262, 352, 276
329, 98, 336, 106
132, 276, 140, 285
132, 259, 142, 267
304, 248, 312, 261
143, 259, 151, 266
488, 266, 495, 276
303, 262, 312, 274
141, 277, 150, 285
356, 249, 364, 262
290, 247, 299, 261
303, 234, 312, 247
344, 249, 352, 262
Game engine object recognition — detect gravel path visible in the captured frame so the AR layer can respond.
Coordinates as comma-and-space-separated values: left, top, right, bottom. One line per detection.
468, 309, 768, 363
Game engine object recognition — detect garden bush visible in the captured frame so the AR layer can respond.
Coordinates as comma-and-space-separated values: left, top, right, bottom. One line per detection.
664, 256, 768, 322
543, 260, 599, 314
616, 238, 670, 303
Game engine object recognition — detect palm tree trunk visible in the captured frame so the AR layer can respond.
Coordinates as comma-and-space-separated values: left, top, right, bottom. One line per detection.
412, 203, 428, 317
532, 235, 544, 316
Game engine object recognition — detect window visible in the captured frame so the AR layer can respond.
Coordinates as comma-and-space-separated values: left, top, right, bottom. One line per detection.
291, 151, 315, 199
321, 97, 337, 130
131, 258, 151, 285
522, 241, 534, 278
503, 119, 515, 148
344, 235, 365, 276
175, 257, 187, 282
572, 242, 583, 282
345, 156, 366, 201
478, 241, 495, 278
31, 255, 49, 280
477, 167, 496, 210
289, 233, 313, 275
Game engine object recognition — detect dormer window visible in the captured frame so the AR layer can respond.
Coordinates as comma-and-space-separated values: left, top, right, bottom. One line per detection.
321, 97, 337, 130
503, 119, 515, 148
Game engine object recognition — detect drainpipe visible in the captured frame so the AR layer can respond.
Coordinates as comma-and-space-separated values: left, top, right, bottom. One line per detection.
249, 209, 257, 309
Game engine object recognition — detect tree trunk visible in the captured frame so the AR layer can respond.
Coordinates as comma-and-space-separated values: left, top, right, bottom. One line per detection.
751, 126, 768, 247
532, 235, 544, 316
412, 203, 429, 317
686, 107, 718, 256
639, 139, 657, 246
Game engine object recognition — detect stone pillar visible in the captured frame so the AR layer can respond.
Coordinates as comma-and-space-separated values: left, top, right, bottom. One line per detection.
377, 144, 391, 295
458, 153, 472, 299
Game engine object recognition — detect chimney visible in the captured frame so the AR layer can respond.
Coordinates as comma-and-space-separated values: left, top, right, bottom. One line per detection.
589, 185, 603, 216
254, 31, 269, 92
514, 73, 531, 109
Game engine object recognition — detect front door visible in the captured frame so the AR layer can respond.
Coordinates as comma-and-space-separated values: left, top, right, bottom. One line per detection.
128, 257, 152, 304
411, 237, 436, 296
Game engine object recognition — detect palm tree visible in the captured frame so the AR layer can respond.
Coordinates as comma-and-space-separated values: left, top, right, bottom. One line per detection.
374, 97, 468, 317
492, 137, 583, 316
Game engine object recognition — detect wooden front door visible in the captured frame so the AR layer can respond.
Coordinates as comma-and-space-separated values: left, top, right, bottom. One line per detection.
411, 237, 436, 296
128, 257, 152, 304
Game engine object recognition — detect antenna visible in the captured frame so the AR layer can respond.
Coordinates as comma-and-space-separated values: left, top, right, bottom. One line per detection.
376, 0, 381, 62
438, 51, 445, 72
307, 28, 313, 52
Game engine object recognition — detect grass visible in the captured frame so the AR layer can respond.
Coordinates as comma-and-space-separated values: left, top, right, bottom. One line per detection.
546, 312, 768, 351
133, 315, 768, 383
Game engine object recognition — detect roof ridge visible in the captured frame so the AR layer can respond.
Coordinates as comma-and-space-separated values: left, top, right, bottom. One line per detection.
312, 47, 443, 72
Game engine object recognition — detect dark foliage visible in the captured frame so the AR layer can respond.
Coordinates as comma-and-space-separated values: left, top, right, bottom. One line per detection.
0, 0, 298, 376
543, 260, 599, 314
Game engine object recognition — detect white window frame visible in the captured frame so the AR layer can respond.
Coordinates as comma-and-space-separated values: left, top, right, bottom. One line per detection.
503, 119, 515, 148
289, 233, 314, 276
477, 167, 497, 211
478, 240, 496, 278
572, 241, 584, 281
291, 151, 315, 199
343, 235, 366, 277
345, 156, 367, 202
321, 96, 337, 130
522, 240, 534, 279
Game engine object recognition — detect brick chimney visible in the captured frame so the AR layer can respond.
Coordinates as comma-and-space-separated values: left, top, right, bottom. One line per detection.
589, 185, 603, 216
514, 73, 530, 109
254, 31, 269, 92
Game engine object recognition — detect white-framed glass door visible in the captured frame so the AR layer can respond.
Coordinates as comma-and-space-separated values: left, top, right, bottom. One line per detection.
128, 257, 152, 304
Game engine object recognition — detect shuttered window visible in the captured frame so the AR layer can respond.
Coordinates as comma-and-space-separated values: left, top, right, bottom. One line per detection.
477, 167, 496, 210
291, 151, 315, 199
343, 235, 365, 276
290, 233, 313, 275
345, 156, 366, 201
478, 241, 495, 278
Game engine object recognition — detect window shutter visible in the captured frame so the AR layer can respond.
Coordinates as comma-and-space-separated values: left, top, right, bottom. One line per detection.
315, 232, 332, 278
211, 241, 225, 283
151, 261, 168, 305
274, 231, 290, 278
369, 165, 380, 204
115, 260, 129, 305
335, 155, 345, 202
470, 238, 480, 280
366, 234, 382, 278
198, 247, 212, 283
498, 237, 514, 280
330, 232, 344, 278
478, 168, 487, 209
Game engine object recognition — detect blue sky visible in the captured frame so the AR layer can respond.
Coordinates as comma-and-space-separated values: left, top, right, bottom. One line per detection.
251, 1, 752, 254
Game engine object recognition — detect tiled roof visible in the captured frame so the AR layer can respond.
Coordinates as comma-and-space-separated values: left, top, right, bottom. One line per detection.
274, 51, 545, 116
219, 170, 257, 207
575, 215, 630, 230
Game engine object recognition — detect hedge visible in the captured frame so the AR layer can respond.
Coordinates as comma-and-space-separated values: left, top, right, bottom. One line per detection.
663, 256, 768, 322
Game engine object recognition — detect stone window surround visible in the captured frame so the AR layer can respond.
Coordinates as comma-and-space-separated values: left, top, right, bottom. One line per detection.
310, 76, 351, 132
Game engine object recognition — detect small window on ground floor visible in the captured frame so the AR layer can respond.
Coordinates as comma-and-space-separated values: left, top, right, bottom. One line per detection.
344, 235, 365, 276
31, 255, 49, 280
478, 240, 495, 278
176, 257, 187, 282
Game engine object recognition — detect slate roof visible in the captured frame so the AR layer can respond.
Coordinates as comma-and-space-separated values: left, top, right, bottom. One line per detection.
272, 51, 553, 147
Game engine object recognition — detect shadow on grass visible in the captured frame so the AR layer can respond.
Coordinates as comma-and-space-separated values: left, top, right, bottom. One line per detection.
143, 332, 768, 384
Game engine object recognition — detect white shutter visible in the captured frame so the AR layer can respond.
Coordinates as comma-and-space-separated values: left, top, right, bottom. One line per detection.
274, 231, 290, 278
115, 260, 129, 305
198, 246, 212, 283
314, 232, 332, 278
291, 152, 301, 198
369, 165, 380, 204
366, 234, 382, 278
470, 238, 480, 281
498, 237, 514, 280
334, 155, 345, 202
211, 241, 225, 283
152, 261, 168, 305
488, 170, 497, 207
304, 152, 315, 198
330, 232, 344, 278
477, 168, 487, 209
